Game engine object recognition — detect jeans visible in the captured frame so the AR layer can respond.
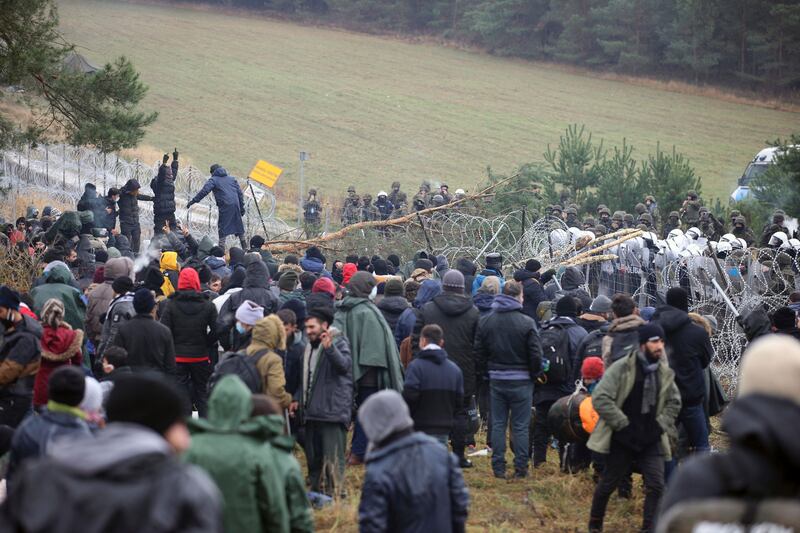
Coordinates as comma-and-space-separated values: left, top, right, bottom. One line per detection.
678, 403, 710, 453
589, 443, 664, 533
351, 386, 379, 460
532, 399, 565, 466
490, 380, 533, 475
122, 226, 141, 254
430, 433, 449, 447
176, 360, 212, 417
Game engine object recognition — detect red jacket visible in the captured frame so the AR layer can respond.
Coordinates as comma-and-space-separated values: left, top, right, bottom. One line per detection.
33, 325, 83, 407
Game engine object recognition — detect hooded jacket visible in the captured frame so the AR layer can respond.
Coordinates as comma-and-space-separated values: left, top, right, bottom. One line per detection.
160, 285, 218, 361
0, 315, 42, 398
472, 292, 494, 315
151, 159, 178, 216
217, 261, 274, 351
377, 295, 410, 334
660, 394, 800, 518
33, 325, 83, 407
31, 266, 87, 335
421, 293, 479, 397
117, 179, 153, 231
300, 329, 353, 425
86, 257, 132, 343
474, 294, 542, 380
402, 347, 464, 435
653, 305, 713, 406
189, 167, 245, 236
394, 280, 441, 348
109, 233, 134, 259
114, 314, 176, 376
185, 376, 313, 533
514, 269, 547, 321
601, 314, 646, 367
3, 423, 221, 533
246, 316, 292, 408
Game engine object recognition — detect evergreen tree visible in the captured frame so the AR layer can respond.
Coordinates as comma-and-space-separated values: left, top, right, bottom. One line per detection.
661, 0, 721, 82
638, 143, 702, 217
751, 135, 800, 218
543, 124, 605, 209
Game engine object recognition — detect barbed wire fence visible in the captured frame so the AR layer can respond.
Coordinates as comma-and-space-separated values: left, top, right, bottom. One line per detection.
0, 144, 293, 246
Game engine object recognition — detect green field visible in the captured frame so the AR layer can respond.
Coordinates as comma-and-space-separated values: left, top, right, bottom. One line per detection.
57, 0, 798, 204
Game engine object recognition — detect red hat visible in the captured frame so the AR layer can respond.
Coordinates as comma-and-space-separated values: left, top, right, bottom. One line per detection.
177, 267, 201, 292
312, 277, 336, 297
342, 263, 357, 285
581, 357, 605, 381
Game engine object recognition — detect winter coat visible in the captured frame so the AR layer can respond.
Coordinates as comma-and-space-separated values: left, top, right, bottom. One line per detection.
7, 405, 91, 483
185, 376, 313, 533
514, 269, 547, 321
358, 431, 469, 533
216, 261, 275, 351
334, 296, 404, 391
97, 196, 117, 231
301, 332, 353, 426
44, 211, 81, 244
77, 187, 104, 233
161, 291, 218, 361
394, 280, 442, 348
660, 394, 800, 519
403, 347, 464, 435
601, 314, 645, 368
246, 319, 293, 408
299, 256, 328, 276
117, 179, 153, 231
33, 325, 83, 407
588, 348, 681, 459
85, 257, 131, 343
151, 159, 178, 216
377, 296, 409, 334
2, 423, 222, 533
281, 332, 305, 397
114, 314, 176, 376
472, 292, 494, 316
653, 305, 713, 406
574, 314, 608, 334
250, 247, 279, 278
109, 233, 134, 258
31, 266, 87, 334
471, 267, 504, 295
96, 292, 135, 358
190, 167, 245, 236
421, 293, 479, 397
474, 294, 542, 380
0, 315, 42, 398
536, 316, 588, 403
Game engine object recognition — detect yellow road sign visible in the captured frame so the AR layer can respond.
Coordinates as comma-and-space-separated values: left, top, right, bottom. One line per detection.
248, 160, 283, 188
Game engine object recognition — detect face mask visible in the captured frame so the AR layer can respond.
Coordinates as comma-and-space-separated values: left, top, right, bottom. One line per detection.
235, 322, 247, 335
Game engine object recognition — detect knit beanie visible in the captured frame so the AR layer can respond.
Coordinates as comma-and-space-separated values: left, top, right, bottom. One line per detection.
666, 287, 689, 312
312, 277, 336, 297
414, 258, 433, 272
93, 267, 106, 284
0, 286, 20, 311
48, 366, 86, 407
177, 268, 201, 292
739, 335, 800, 406
589, 294, 612, 314
348, 271, 376, 298
581, 357, 605, 381
235, 300, 265, 327
640, 306, 656, 322
112, 276, 134, 295
250, 235, 266, 249
133, 287, 156, 314
372, 258, 388, 276
387, 254, 401, 269
525, 259, 541, 273
41, 298, 66, 329
106, 247, 122, 259
772, 306, 797, 330
278, 270, 299, 291
384, 278, 404, 297
357, 389, 414, 449
95, 249, 109, 264
638, 322, 665, 344
555, 296, 578, 317
442, 269, 465, 293
106, 374, 185, 435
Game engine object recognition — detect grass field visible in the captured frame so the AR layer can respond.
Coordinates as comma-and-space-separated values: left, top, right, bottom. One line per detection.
56, 0, 798, 204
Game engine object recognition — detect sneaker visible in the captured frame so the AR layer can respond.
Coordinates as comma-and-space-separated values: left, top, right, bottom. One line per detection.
513, 470, 528, 479
493, 471, 506, 480
459, 457, 473, 468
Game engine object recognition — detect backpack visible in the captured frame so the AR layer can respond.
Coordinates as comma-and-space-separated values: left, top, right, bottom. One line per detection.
539, 323, 572, 385
581, 329, 606, 361
208, 349, 269, 394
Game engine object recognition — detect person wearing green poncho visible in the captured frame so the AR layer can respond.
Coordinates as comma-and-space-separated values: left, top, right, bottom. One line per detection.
185, 375, 313, 533
334, 271, 404, 465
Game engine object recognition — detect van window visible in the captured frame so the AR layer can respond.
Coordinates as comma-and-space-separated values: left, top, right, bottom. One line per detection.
739, 163, 769, 186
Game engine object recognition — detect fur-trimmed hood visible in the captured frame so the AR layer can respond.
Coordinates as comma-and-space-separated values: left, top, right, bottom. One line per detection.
41, 324, 84, 362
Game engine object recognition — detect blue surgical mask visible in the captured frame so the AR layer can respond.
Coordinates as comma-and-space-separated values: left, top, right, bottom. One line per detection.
235, 322, 247, 335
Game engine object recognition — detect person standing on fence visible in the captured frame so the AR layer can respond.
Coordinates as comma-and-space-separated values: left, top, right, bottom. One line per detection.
118, 178, 153, 254
151, 149, 179, 235
187, 164, 247, 250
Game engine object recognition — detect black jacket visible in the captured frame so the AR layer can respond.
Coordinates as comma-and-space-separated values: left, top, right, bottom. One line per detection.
653, 305, 713, 406
402, 347, 464, 435
151, 159, 178, 216
98, 196, 118, 231
160, 291, 218, 360
513, 269, 547, 322
0, 315, 43, 398
216, 261, 274, 350
661, 394, 800, 516
114, 314, 176, 376
421, 293, 480, 397
117, 179, 153, 231
474, 294, 542, 379
377, 296, 410, 338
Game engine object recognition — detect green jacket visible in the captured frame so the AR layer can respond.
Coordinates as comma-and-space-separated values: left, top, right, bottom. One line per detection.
587, 349, 681, 460
31, 265, 86, 334
185, 376, 313, 533
334, 296, 404, 391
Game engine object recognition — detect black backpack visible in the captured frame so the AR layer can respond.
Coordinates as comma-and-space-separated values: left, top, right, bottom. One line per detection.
208, 349, 269, 394
580, 329, 606, 361
539, 323, 572, 385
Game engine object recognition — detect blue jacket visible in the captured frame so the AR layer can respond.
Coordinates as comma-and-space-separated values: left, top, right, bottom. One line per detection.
190, 167, 245, 236
299, 256, 329, 277
359, 432, 469, 533
204, 256, 231, 279
403, 347, 464, 435
471, 268, 505, 295
394, 280, 442, 347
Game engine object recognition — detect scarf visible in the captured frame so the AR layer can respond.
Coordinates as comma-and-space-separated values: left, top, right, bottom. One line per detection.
302, 341, 324, 407
636, 351, 660, 415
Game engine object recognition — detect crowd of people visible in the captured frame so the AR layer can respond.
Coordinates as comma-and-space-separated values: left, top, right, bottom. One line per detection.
0, 168, 799, 532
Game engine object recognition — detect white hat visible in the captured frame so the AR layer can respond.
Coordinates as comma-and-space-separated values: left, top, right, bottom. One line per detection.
455, 188, 465, 195
377, 191, 388, 197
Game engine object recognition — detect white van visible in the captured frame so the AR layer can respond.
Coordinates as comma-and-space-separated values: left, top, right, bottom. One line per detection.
731, 145, 797, 202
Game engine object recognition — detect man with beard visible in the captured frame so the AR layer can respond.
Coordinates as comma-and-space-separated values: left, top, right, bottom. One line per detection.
587, 323, 681, 533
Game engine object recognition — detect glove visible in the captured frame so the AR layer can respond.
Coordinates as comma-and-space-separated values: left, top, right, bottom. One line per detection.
173, 148, 179, 160
162, 154, 169, 164
186, 200, 195, 209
